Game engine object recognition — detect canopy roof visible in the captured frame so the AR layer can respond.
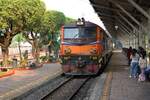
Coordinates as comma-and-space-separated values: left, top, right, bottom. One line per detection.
90, 0, 150, 41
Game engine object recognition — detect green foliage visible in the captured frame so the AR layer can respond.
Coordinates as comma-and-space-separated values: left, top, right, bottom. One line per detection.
0, 0, 46, 33
12, 33, 25, 43
16, 33, 25, 42
65, 17, 76, 24
0, 0, 73, 65
49, 10, 66, 32
39, 56, 48, 62
43, 10, 65, 33
39, 11, 65, 46
0, 0, 46, 66
23, 0, 46, 32
0, 0, 45, 30
0, 0, 23, 29
51, 31, 60, 50
0, 0, 46, 46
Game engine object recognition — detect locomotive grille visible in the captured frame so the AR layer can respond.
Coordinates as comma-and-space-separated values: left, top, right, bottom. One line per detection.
60, 55, 100, 65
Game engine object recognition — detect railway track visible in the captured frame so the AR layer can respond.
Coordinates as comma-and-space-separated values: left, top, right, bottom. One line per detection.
41, 77, 90, 100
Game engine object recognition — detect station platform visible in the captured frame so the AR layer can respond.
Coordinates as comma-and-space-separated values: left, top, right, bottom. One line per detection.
101, 50, 150, 100
0, 50, 150, 100
0, 63, 62, 100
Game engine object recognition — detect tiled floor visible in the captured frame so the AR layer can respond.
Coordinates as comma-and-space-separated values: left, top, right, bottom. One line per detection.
106, 50, 150, 100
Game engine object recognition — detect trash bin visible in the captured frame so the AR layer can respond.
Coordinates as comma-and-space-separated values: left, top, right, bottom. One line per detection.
12, 56, 17, 67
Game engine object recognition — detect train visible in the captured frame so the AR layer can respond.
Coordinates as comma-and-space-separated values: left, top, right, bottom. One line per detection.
59, 18, 113, 76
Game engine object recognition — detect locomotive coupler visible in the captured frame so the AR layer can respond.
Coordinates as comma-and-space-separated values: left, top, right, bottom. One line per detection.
76, 57, 86, 68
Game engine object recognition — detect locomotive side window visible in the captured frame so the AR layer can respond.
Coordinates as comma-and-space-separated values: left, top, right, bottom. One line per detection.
84, 27, 96, 38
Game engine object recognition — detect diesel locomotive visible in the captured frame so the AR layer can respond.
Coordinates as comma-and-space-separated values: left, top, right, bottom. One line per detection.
59, 18, 113, 75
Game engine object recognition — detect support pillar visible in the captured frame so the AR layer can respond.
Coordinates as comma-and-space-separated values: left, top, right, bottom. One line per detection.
134, 36, 136, 48
129, 38, 131, 47
138, 32, 141, 47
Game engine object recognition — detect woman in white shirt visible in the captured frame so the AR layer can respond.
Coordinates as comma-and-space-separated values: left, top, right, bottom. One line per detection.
138, 53, 147, 81
130, 49, 139, 78
139, 54, 147, 72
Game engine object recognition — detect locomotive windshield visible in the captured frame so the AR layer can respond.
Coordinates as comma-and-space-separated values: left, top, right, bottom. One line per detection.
64, 28, 79, 38
64, 27, 96, 40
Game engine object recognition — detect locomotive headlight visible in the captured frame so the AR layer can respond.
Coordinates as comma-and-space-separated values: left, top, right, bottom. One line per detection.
90, 56, 98, 60
92, 56, 97, 60
59, 59, 62, 64
64, 56, 70, 60
64, 48, 71, 55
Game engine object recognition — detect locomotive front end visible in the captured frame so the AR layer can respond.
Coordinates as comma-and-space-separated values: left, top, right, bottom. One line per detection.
59, 19, 104, 76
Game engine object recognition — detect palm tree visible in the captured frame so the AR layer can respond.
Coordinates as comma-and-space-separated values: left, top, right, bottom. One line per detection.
13, 33, 25, 61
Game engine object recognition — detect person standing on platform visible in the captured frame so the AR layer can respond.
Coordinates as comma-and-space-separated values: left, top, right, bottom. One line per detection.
127, 46, 132, 65
137, 47, 146, 74
145, 52, 150, 81
129, 49, 139, 78
138, 53, 146, 81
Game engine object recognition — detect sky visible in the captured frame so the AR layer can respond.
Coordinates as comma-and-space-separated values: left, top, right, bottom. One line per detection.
43, 0, 106, 30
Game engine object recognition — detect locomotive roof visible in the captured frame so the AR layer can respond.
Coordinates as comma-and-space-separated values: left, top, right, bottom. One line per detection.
64, 21, 98, 28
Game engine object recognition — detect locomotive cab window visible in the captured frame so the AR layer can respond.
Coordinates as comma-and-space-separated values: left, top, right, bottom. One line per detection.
64, 27, 96, 43
64, 28, 79, 38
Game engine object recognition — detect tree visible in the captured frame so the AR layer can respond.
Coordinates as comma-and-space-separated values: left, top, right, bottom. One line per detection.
0, 0, 46, 67
0, 0, 26, 67
22, 0, 46, 63
12, 33, 25, 61
46, 11, 65, 56
35, 11, 65, 59
65, 17, 76, 24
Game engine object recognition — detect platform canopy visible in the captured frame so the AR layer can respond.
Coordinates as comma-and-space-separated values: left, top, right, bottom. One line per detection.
89, 0, 150, 46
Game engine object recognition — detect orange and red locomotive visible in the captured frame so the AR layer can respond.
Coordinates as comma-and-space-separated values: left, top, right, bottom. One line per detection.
59, 18, 112, 75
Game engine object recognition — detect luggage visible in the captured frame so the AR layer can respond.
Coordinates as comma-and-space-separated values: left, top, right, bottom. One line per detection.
138, 73, 145, 81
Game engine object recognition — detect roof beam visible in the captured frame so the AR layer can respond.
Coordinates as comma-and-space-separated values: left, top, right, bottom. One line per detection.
118, 23, 131, 36
111, 0, 132, 7
127, 0, 150, 19
109, 0, 147, 32
117, 12, 138, 32
91, 3, 122, 13
117, 22, 132, 36
115, 28, 127, 39
97, 12, 115, 18
116, 18, 137, 36
91, 4, 142, 17
92, 3, 143, 18
118, 27, 130, 38
109, 0, 141, 26
100, 17, 115, 25
100, 16, 115, 21
117, 18, 131, 32
117, 31, 127, 39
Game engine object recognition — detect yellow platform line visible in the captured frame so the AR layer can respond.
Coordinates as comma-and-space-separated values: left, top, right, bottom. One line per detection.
101, 71, 113, 100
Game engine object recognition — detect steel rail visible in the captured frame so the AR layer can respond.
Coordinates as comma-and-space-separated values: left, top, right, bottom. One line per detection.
67, 77, 90, 100
41, 76, 73, 100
